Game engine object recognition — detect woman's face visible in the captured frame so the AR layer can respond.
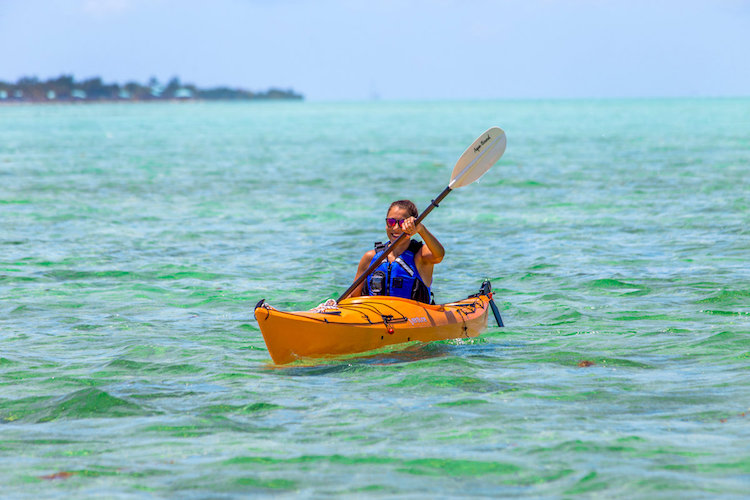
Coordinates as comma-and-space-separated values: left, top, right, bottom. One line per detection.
385, 206, 411, 242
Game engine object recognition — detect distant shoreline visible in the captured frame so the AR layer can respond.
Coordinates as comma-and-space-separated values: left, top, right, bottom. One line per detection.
0, 75, 303, 103
0, 99, 304, 106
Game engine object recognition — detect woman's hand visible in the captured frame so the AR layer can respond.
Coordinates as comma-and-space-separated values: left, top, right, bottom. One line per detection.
401, 217, 423, 237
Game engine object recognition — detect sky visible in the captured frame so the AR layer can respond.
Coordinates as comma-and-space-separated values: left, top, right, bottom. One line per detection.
1, 0, 748, 101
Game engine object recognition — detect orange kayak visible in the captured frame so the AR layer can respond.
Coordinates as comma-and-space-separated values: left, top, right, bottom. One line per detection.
254, 281, 503, 365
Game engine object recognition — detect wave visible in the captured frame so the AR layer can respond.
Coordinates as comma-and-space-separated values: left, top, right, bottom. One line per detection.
1, 388, 146, 423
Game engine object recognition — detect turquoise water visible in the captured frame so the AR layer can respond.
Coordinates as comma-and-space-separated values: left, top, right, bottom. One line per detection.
1, 99, 749, 498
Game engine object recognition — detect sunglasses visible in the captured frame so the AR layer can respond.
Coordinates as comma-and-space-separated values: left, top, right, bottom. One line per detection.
385, 218, 406, 228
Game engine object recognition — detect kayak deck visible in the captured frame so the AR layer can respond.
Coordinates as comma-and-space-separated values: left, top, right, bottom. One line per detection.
254, 289, 496, 365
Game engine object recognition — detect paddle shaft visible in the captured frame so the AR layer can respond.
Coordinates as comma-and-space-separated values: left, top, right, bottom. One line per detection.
337, 185, 452, 302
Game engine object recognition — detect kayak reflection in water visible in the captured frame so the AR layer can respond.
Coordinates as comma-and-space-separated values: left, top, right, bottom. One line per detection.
350, 200, 445, 304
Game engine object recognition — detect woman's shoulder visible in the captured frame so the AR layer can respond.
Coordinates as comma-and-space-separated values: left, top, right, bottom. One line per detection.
361, 248, 377, 260
408, 240, 423, 253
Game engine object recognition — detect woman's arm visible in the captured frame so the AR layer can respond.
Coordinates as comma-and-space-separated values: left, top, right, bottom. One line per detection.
416, 223, 445, 264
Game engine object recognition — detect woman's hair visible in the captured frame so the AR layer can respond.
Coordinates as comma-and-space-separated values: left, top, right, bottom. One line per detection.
388, 200, 418, 218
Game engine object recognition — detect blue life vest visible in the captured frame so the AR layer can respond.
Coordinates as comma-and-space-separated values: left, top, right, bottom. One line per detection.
363, 240, 432, 303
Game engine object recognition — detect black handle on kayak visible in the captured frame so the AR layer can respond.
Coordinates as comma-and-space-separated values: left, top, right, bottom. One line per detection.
338, 186, 452, 302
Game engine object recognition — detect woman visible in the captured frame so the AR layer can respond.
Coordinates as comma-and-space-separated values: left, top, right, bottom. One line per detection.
350, 200, 444, 303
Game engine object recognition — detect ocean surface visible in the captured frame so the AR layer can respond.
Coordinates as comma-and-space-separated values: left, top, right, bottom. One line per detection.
1, 99, 748, 498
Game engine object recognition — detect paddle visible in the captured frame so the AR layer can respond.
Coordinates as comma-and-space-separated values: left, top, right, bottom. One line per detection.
338, 126, 507, 302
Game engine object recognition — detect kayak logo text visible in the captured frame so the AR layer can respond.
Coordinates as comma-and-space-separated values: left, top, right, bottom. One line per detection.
409, 316, 428, 325
473, 133, 491, 153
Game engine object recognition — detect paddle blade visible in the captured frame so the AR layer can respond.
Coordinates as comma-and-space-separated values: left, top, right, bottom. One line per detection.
449, 127, 506, 189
